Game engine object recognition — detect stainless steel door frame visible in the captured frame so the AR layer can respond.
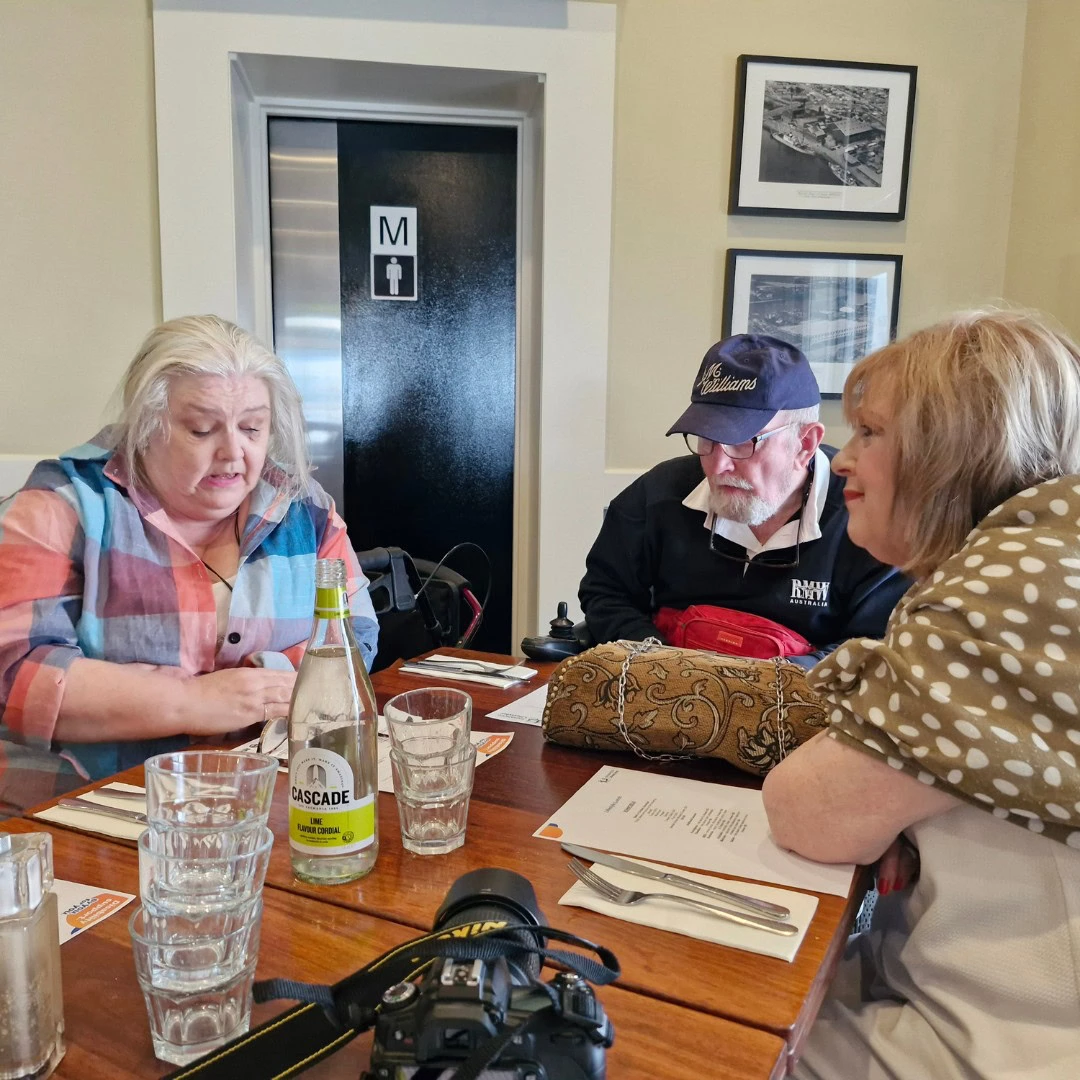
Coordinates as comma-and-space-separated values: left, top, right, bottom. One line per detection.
268, 119, 344, 506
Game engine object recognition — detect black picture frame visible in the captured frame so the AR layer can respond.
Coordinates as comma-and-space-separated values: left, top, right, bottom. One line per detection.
722, 248, 902, 399
729, 55, 917, 221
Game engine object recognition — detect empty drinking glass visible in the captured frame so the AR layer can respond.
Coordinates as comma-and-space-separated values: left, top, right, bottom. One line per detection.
137, 826, 273, 916
389, 742, 477, 855
144, 751, 278, 832
383, 688, 472, 753
129, 901, 262, 1066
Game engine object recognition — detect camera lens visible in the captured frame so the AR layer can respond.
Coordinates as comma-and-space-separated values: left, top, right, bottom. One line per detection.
433, 868, 546, 982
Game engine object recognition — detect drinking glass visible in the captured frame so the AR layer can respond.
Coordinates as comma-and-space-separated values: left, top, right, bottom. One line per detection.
137, 825, 273, 915
389, 742, 476, 855
383, 688, 472, 752
144, 751, 277, 831
128, 901, 262, 1066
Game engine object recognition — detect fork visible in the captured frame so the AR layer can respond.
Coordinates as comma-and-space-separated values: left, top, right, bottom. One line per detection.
568, 859, 797, 937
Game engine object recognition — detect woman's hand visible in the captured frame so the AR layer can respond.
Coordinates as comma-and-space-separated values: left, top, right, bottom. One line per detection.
178, 669, 297, 736
875, 835, 920, 896
55, 659, 296, 743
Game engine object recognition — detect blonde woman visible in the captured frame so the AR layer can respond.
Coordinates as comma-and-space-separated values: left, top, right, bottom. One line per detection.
764, 310, 1080, 1080
0, 315, 377, 814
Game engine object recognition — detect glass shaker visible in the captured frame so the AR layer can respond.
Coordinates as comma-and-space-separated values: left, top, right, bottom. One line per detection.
0, 832, 65, 1080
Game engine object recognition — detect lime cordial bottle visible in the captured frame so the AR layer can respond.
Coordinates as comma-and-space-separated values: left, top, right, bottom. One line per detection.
288, 558, 379, 883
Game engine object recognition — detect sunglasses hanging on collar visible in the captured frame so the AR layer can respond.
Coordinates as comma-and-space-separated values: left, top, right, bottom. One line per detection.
708, 461, 816, 570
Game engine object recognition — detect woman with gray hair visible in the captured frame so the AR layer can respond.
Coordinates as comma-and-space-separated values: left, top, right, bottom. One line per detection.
0, 315, 378, 814
764, 309, 1080, 1079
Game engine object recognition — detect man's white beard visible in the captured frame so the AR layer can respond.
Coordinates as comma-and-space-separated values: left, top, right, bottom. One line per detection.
708, 481, 783, 527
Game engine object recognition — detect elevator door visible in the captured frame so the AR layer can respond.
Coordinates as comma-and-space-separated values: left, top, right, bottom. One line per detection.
337, 120, 517, 653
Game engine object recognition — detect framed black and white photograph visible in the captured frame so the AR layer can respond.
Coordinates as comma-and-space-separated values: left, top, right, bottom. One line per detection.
729, 55, 917, 220
722, 249, 902, 398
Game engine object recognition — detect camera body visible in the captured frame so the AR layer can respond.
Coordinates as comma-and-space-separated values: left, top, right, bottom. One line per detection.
368, 962, 610, 1080
171, 869, 615, 1080
366, 868, 612, 1080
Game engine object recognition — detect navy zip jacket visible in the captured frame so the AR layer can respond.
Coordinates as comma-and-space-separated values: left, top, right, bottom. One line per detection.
578, 451, 911, 666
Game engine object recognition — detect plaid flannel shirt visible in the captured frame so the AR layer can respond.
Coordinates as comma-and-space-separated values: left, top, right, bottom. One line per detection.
0, 429, 378, 814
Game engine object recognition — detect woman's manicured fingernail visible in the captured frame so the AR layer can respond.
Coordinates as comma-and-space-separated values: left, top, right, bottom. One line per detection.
893, 878, 905, 892
877, 878, 890, 895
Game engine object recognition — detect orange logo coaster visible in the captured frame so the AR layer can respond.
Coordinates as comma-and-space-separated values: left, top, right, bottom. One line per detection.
64, 894, 130, 934
476, 734, 513, 756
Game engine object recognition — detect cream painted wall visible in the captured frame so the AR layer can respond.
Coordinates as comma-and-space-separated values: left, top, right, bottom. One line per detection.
0, 0, 160, 466
1, 0, 1063, 485
606, 0, 1029, 467
1004, 0, 1080, 340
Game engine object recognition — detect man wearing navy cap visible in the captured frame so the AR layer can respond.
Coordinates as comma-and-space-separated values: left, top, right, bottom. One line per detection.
578, 335, 908, 664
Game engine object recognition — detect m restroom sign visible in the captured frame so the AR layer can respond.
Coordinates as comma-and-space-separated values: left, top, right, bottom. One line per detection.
370, 206, 417, 301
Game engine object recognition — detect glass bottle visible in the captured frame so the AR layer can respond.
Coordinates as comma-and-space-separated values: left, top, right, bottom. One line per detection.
0, 832, 65, 1080
288, 558, 379, 884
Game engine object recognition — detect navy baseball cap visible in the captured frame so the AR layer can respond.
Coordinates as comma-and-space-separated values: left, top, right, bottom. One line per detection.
666, 334, 820, 445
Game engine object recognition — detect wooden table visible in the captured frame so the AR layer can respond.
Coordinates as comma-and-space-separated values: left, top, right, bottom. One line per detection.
3, 818, 787, 1079
23, 649, 862, 1078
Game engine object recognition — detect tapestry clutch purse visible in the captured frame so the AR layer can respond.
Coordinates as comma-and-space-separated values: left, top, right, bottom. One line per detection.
540, 639, 828, 776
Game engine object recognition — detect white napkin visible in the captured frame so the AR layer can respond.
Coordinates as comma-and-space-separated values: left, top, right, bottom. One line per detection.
33, 783, 147, 842
558, 857, 817, 962
398, 655, 537, 688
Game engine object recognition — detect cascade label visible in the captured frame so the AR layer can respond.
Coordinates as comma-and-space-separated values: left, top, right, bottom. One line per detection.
289, 747, 375, 855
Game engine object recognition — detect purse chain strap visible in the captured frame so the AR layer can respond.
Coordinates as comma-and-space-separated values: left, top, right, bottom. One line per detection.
772, 655, 790, 761
613, 637, 790, 763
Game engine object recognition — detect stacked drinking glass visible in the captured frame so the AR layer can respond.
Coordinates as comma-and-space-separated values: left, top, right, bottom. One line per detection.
129, 751, 277, 1067
384, 688, 477, 856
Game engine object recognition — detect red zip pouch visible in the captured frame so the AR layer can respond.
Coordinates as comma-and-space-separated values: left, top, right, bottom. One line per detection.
654, 604, 814, 659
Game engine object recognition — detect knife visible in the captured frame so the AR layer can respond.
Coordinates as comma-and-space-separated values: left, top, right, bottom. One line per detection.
561, 843, 790, 919
401, 664, 525, 685
409, 657, 520, 674
404, 660, 523, 679
57, 797, 148, 826
95, 786, 147, 803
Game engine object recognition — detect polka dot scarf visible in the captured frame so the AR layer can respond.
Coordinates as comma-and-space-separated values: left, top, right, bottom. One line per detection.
807, 477, 1080, 847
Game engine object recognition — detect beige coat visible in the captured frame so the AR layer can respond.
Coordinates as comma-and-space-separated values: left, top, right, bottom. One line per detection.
793, 803, 1080, 1080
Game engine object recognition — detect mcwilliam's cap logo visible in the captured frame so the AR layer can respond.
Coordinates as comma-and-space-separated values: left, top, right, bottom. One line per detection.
697, 361, 757, 395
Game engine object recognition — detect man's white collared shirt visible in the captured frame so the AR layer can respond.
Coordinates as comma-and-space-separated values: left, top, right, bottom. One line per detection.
681, 448, 831, 559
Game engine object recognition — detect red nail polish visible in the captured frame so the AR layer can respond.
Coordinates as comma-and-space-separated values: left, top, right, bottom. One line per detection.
877, 879, 890, 895
893, 877, 905, 893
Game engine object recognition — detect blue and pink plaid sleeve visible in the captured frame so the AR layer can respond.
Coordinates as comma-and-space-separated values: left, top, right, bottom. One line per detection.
0, 472, 88, 749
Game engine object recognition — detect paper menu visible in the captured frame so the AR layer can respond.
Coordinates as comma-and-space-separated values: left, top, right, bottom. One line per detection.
534, 766, 855, 897
376, 730, 514, 793
485, 683, 548, 726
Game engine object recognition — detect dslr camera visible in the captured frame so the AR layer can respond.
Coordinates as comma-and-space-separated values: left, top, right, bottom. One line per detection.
165, 868, 615, 1080
365, 868, 613, 1080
